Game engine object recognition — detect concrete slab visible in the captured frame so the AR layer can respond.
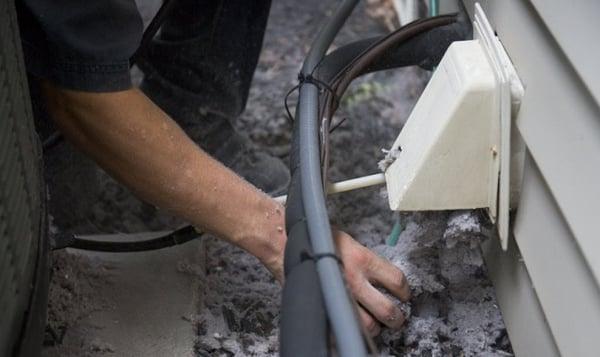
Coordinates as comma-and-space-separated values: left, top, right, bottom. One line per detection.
63, 233, 204, 356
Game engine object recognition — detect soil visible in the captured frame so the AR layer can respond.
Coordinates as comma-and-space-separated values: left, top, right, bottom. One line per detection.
41, 0, 512, 356
42, 251, 115, 357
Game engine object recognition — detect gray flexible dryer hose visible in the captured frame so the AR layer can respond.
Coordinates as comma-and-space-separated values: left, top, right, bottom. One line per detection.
295, 1, 367, 356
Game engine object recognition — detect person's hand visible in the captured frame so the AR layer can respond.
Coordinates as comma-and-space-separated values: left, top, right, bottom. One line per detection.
256, 201, 409, 336
334, 229, 411, 336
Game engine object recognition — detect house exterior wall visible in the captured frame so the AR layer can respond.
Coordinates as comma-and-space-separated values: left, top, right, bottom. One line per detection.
449, 2, 600, 356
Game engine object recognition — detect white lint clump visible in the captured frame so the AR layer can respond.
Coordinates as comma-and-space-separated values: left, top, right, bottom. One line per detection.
378, 146, 402, 172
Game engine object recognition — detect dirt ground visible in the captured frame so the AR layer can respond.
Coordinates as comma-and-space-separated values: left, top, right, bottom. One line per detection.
41, 0, 512, 356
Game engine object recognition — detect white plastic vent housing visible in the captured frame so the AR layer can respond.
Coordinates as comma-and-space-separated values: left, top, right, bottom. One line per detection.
385, 40, 498, 210
384, 5, 523, 249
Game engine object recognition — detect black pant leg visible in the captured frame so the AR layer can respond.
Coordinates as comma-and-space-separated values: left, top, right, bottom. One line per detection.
140, 0, 272, 118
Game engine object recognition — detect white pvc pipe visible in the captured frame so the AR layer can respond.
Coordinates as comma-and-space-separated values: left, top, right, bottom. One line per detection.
274, 173, 385, 204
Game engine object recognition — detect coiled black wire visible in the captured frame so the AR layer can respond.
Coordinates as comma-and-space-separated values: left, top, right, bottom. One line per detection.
52, 225, 201, 252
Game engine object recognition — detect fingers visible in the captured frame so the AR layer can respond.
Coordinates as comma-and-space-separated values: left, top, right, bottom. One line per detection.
367, 257, 411, 302
354, 282, 405, 329
332, 229, 410, 331
357, 306, 381, 337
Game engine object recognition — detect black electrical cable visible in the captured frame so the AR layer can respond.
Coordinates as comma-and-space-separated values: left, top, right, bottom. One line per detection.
316, 14, 459, 127
316, 15, 460, 185
41, 131, 64, 152
330, 15, 458, 108
314, 15, 469, 84
51, 225, 201, 252
130, 0, 177, 66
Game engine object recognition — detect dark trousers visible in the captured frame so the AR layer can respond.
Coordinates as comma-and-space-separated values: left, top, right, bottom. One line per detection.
139, 0, 272, 119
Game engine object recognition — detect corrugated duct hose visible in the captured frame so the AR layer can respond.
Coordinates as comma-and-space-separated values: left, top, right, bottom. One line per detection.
280, 1, 469, 356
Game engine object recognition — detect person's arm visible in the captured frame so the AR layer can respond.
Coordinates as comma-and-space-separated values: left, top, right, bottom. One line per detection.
42, 82, 410, 335
43, 82, 287, 278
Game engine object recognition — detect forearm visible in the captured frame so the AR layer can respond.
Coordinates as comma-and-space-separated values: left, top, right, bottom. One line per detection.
42, 83, 285, 277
